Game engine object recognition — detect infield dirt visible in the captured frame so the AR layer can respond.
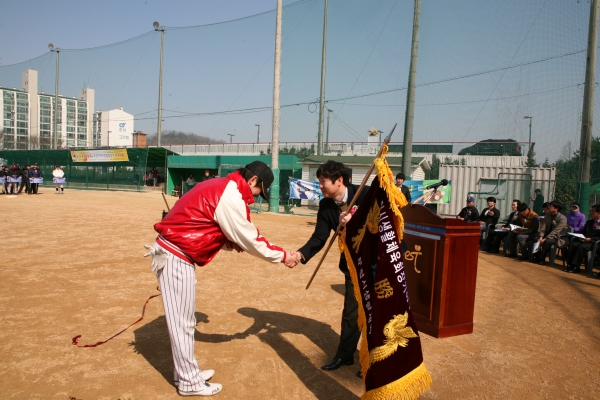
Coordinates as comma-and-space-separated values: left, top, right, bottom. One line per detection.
1, 188, 599, 399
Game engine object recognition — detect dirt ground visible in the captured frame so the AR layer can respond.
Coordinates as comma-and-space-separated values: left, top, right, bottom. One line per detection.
1, 188, 599, 400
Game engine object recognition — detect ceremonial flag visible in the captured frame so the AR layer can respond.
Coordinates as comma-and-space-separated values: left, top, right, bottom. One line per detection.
289, 178, 322, 200
339, 149, 432, 399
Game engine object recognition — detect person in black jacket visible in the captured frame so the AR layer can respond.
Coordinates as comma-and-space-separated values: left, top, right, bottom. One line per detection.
482, 199, 521, 253
478, 196, 500, 244
18, 165, 31, 194
564, 204, 600, 274
29, 163, 43, 194
457, 196, 480, 222
295, 160, 367, 372
395, 172, 411, 203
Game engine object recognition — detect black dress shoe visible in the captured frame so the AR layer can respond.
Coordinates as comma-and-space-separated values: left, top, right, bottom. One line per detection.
321, 357, 354, 371
563, 266, 575, 273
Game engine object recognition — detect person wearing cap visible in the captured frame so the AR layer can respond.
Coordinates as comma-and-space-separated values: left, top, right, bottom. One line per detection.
534, 201, 567, 265
478, 196, 500, 245
7, 164, 21, 195
292, 160, 368, 374
482, 199, 521, 253
52, 165, 65, 194
29, 163, 43, 194
566, 202, 586, 234
147, 160, 300, 397
457, 196, 480, 222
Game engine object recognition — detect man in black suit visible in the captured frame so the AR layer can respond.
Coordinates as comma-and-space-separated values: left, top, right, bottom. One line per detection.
296, 160, 367, 372
564, 204, 600, 274
395, 172, 411, 203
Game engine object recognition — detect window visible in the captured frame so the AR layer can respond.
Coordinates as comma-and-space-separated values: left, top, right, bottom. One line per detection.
67, 133, 75, 139
77, 140, 87, 147
40, 124, 50, 130
41, 110, 51, 116
78, 114, 87, 120
40, 103, 51, 110
17, 128, 28, 135
17, 106, 28, 113
67, 112, 75, 119
41, 131, 50, 137
67, 139, 75, 146
67, 126, 75, 133
40, 97, 50, 103
3, 112, 12, 119
77, 134, 86, 140
3, 105, 12, 111
3, 99, 14, 105
4, 120, 14, 127
67, 106, 75, 112
17, 121, 28, 128
41, 117, 51, 123
4, 127, 14, 133
17, 114, 27, 121
77, 120, 86, 127
16, 93, 27, 99
77, 127, 87, 133
78, 101, 87, 108
67, 120, 75, 126
67, 100, 75, 106
3, 91, 14, 98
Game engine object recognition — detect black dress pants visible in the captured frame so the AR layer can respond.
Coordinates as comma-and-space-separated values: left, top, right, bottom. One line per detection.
335, 273, 360, 360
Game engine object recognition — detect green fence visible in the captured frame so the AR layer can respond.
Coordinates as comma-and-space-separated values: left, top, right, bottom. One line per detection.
0, 148, 173, 191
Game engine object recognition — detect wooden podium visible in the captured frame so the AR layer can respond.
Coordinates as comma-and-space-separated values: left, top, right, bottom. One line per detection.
401, 204, 480, 338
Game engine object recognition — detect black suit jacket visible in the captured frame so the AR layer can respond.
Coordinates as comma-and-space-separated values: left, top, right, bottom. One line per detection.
581, 219, 600, 240
298, 184, 368, 274
399, 184, 411, 203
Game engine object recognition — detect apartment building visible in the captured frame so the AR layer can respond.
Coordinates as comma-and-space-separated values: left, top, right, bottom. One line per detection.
1, 69, 95, 149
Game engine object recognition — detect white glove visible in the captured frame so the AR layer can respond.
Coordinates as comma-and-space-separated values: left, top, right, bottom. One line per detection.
144, 244, 168, 275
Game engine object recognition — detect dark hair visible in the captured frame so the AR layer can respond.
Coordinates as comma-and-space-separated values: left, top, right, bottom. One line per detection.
396, 172, 405, 180
517, 203, 529, 212
535, 188, 541, 193
592, 204, 600, 213
316, 160, 350, 186
237, 167, 263, 186
512, 199, 521, 206
542, 202, 550, 208
549, 200, 562, 212
486, 196, 496, 203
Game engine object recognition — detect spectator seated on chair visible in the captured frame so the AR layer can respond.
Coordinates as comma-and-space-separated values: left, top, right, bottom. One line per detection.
478, 196, 500, 246
483, 199, 521, 253
457, 196, 479, 222
566, 202, 586, 234
533, 201, 567, 265
506, 202, 540, 259
564, 204, 600, 274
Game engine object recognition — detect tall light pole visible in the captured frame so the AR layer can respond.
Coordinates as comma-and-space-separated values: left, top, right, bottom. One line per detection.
270, 0, 283, 212
524, 116, 532, 156
325, 108, 332, 153
227, 134, 235, 143
316, 0, 328, 156
255, 124, 260, 143
49, 43, 60, 149
153, 21, 165, 147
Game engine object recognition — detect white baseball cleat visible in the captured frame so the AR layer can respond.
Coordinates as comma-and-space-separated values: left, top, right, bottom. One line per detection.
178, 381, 222, 396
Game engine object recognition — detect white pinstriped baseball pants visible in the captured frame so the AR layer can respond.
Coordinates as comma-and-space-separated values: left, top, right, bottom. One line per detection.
156, 246, 206, 392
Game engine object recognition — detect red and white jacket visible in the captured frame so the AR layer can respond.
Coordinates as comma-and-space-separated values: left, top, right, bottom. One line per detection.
154, 171, 286, 266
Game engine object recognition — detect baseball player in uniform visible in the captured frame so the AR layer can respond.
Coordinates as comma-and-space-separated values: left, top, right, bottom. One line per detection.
145, 161, 300, 396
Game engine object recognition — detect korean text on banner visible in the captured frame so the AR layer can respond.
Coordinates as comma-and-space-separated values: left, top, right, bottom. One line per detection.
70, 149, 129, 163
339, 149, 431, 400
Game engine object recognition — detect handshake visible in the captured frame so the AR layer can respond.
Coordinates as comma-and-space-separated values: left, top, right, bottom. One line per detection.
282, 250, 302, 268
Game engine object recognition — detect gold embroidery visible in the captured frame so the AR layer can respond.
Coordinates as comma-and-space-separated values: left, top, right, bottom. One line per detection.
404, 245, 423, 273
374, 278, 394, 299
369, 312, 418, 365
352, 202, 380, 252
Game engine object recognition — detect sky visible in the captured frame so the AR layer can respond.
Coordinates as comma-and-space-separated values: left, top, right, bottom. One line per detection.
0, 0, 597, 162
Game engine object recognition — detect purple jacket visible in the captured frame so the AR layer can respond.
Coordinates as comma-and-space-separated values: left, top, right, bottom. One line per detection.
566, 210, 586, 233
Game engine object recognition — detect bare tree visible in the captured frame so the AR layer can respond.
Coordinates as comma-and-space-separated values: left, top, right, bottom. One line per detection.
559, 141, 572, 161
28, 135, 41, 150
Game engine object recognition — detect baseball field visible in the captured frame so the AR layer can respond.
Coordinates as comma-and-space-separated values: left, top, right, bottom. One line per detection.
1, 188, 599, 399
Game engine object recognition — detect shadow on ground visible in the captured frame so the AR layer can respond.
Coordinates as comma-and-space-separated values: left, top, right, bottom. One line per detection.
131, 308, 359, 399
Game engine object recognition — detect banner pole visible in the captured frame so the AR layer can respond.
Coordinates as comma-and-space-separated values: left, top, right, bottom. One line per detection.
305, 123, 397, 290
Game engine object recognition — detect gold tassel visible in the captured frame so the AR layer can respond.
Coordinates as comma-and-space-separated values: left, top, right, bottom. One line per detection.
362, 362, 433, 400
374, 144, 407, 242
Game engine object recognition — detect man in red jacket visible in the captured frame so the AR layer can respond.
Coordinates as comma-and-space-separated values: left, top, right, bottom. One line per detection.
147, 161, 300, 397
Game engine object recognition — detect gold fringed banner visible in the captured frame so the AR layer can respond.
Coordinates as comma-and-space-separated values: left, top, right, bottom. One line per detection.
340, 151, 431, 400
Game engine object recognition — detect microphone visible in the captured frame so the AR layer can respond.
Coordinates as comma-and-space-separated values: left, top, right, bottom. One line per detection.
425, 179, 448, 190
